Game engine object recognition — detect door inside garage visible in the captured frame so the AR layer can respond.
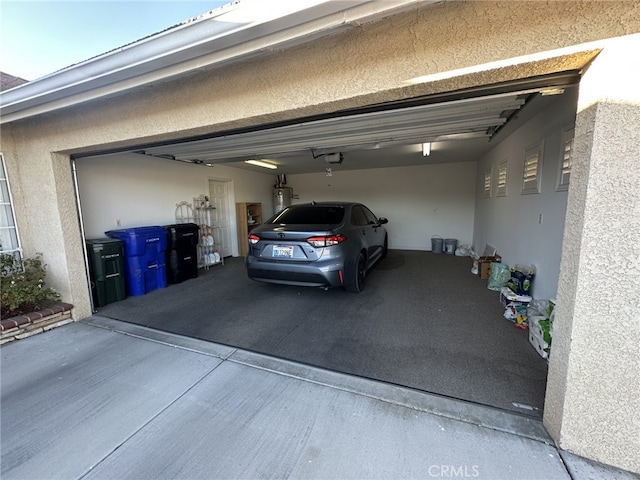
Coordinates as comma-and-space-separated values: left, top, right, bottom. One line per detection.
75, 80, 579, 416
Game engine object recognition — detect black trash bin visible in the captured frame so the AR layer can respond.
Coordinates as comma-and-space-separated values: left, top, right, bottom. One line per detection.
86, 238, 126, 307
165, 223, 200, 284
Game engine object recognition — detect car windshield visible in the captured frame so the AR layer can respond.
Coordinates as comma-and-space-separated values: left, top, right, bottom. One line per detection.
270, 206, 345, 225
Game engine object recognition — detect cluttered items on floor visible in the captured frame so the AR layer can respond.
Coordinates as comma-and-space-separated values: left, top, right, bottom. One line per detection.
529, 307, 553, 359
507, 264, 536, 295
500, 264, 537, 326
501, 281, 555, 361
500, 287, 532, 329
501, 287, 555, 360
471, 244, 501, 279
472, 247, 554, 360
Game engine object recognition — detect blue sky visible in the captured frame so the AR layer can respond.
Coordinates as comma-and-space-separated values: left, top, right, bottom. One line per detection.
1, 1, 229, 80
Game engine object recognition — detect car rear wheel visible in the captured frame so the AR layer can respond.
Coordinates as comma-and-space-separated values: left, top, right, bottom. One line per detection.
345, 252, 366, 293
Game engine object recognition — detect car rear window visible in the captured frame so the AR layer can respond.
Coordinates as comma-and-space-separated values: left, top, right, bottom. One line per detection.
270, 206, 345, 224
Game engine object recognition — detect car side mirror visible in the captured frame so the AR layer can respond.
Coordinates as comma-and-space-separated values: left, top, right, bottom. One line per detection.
378, 217, 388, 225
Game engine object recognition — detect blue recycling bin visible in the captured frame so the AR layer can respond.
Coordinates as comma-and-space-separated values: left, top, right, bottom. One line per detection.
105, 226, 168, 296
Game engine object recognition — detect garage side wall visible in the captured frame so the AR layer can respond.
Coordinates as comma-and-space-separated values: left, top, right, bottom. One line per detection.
75, 154, 274, 242
473, 88, 579, 300
290, 162, 476, 251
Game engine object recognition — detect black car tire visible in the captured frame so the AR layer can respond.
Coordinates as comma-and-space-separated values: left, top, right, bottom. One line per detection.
345, 252, 366, 293
381, 234, 388, 259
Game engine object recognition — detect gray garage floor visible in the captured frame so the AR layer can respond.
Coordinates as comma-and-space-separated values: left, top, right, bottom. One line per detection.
97, 250, 549, 415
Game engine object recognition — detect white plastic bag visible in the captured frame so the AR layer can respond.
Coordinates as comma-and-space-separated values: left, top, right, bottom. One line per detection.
455, 244, 474, 257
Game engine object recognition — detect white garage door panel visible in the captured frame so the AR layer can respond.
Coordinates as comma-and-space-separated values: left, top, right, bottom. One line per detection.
139, 93, 527, 164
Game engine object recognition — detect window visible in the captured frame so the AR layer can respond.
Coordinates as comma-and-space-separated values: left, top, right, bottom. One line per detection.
361, 205, 379, 225
497, 158, 509, 197
351, 206, 368, 226
484, 169, 492, 198
0, 153, 21, 259
556, 128, 574, 191
522, 140, 544, 195
270, 205, 344, 224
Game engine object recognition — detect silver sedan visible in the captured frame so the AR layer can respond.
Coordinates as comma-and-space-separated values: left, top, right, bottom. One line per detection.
245, 202, 388, 292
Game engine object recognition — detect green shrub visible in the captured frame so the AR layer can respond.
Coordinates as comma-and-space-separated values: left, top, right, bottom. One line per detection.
1, 253, 60, 318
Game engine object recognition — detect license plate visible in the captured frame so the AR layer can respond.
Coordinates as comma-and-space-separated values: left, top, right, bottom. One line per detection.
273, 245, 294, 258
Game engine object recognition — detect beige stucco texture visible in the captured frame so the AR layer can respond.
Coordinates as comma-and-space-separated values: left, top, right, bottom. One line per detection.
2, 2, 640, 472
545, 34, 640, 473
9, 1, 640, 151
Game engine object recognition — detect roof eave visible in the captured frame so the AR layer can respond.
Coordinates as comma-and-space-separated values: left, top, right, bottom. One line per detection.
0, 0, 427, 125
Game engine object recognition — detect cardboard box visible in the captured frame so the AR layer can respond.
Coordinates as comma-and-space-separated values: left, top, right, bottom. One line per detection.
529, 327, 550, 359
529, 316, 552, 344
528, 315, 546, 339
478, 255, 500, 279
480, 261, 492, 279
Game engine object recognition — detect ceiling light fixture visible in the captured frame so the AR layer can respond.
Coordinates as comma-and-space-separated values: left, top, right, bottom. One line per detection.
245, 159, 278, 170
539, 87, 565, 96
324, 153, 343, 164
422, 142, 431, 156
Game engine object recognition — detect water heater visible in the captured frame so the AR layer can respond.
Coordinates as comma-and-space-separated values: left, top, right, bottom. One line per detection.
273, 187, 293, 214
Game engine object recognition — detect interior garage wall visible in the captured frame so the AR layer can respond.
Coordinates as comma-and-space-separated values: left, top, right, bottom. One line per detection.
75, 153, 274, 247
473, 88, 579, 301
289, 161, 477, 251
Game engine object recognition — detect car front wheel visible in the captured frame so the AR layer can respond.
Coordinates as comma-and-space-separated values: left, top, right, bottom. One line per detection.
345, 252, 366, 293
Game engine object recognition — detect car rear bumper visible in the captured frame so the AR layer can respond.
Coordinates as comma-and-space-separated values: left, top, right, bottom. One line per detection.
246, 257, 345, 288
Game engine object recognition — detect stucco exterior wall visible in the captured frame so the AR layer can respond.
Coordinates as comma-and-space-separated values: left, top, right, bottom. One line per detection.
6, 2, 640, 152
2, 2, 640, 472
3, 1, 638, 318
544, 34, 640, 473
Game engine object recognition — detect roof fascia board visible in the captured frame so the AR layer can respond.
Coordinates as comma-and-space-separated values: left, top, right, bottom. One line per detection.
0, 0, 426, 124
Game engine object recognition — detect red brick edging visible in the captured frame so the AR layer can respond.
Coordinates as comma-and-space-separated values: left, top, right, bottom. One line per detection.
1, 302, 74, 345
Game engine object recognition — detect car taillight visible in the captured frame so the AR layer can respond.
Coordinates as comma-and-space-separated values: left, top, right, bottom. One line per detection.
248, 234, 260, 244
306, 234, 346, 247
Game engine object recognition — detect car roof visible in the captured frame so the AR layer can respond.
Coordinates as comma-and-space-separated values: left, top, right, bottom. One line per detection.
291, 202, 360, 207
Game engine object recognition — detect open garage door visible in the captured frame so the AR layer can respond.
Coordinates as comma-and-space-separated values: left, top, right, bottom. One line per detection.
75, 77, 578, 416
77, 72, 579, 175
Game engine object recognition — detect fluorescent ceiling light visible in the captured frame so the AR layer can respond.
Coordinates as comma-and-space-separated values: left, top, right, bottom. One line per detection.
422, 142, 431, 156
245, 159, 278, 169
539, 87, 565, 96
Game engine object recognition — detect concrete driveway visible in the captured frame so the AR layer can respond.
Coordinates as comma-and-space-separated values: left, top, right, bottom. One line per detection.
1, 317, 633, 479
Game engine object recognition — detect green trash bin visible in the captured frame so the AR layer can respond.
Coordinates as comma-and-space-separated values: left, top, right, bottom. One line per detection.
86, 238, 126, 307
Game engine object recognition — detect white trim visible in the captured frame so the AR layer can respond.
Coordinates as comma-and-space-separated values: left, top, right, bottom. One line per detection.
0, 0, 429, 124
0, 152, 22, 257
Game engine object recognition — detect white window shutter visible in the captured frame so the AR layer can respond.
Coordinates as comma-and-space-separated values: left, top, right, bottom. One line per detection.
522, 141, 544, 194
